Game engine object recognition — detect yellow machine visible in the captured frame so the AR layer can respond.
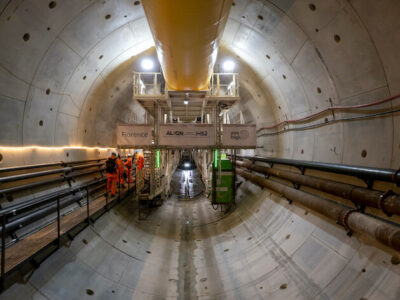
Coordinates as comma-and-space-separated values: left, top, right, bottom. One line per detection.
142, 0, 232, 91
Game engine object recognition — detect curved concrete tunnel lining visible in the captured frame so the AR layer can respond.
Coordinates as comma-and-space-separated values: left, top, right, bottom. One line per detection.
0, 0, 399, 299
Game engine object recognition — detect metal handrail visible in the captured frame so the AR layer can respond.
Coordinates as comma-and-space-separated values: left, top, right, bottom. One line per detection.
0, 159, 106, 173
0, 163, 104, 184
0, 168, 105, 196
231, 154, 400, 184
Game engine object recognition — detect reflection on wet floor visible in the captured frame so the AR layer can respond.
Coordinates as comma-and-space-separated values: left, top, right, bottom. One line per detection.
170, 168, 205, 199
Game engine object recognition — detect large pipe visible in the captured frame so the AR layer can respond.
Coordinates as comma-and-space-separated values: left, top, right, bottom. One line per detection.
0, 179, 107, 234
0, 168, 105, 196
236, 160, 400, 216
142, 0, 232, 91
232, 154, 400, 184
0, 163, 104, 184
0, 159, 106, 174
236, 168, 400, 252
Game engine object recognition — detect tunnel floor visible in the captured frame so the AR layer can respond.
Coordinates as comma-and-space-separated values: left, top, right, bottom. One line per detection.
1, 173, 398, 299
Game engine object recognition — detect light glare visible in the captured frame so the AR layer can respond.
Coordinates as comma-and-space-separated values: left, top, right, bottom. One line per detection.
223, 60, 235, 72
141, 58, 154, 70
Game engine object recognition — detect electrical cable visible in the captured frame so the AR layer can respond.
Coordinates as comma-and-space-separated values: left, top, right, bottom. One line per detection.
256, 93, 400, 132
258, 108, 400, 137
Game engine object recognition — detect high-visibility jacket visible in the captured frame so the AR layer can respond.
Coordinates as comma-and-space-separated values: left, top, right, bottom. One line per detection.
116, 158, 124, 171
136, 154, 144, 170
124, 157, 133, 168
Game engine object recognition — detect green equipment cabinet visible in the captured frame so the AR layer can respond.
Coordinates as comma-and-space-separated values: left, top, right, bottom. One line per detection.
211, 152, 234, 204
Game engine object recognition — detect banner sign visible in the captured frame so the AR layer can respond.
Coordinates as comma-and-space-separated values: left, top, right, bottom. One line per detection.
159, 124, 215, 146
116, 124, 153, 146
222, 124, 256, 147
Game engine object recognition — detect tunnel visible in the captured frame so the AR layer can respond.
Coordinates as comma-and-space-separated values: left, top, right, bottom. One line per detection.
0, 0, 400, 299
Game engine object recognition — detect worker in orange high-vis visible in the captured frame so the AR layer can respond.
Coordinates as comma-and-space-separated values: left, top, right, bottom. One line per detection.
116, 154, 125, 188
124, 153, 133, 183
136, 150, 145, 182
105, 152, 118, 196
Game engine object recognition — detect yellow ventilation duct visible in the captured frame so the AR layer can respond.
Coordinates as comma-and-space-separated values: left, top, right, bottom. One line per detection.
142, 0, 232, 91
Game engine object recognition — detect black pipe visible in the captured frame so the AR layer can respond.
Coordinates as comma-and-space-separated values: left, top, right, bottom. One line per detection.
0, 181, 106, 234
0, 168, 105, 196
0, 163, 104, 184
0, 177, 106, 217
1, 192, 87, 234
232, 155, 399, 184
0, 159, 106, 173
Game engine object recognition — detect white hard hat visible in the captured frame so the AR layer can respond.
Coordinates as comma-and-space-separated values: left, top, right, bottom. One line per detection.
128, 153, 132, 157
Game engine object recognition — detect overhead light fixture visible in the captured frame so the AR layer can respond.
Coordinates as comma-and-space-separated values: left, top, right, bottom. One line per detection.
223, 60, 235, 72
141, 58, 154, 70
184, 99, 189, 105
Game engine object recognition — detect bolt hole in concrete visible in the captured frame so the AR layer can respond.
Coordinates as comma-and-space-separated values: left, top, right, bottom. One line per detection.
146, 250, 151, 254
361, 268, 366, 272
82, 239, 88, 244
301, 149, 304, 154
266, 54, 270, 59
105, 14, 111, 19
99, 55, 103, 59
282, 74, 286, 79
361, 149, 367, 158
66, 152, 69, 157
285, 234, 291, 240
47, 27, 51, 31
232, 2, 235, 6
23, 33, 30, 42
309, 3, 316, 11
39, 120, 44, 126
133, 1, 140, 5
334, 34, 341, 43
122, 239, 127, 243
83, 75, 87, 80
280, 283, 288, 289
48, 1, 56, 9
317, 87, 322, 93
258, 15, 263, 20
46, 88, 51, 95
86, 289, 94, 296
315, 28, 319, 32
224, 248, 229, 252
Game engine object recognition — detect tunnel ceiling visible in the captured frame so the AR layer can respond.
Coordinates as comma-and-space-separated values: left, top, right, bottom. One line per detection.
0, 0, 399, 169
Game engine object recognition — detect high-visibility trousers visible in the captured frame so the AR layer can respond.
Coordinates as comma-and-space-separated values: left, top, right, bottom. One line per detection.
126, 167, 133, 183
106, 173, 117, 195
117, 167, 125, 184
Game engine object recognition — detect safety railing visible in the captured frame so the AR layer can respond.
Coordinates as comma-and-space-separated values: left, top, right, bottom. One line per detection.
208, 73, 239, 98
0, 158, 135, 290
232, 154, 400, 252
232, 155, 400, 185
133, 72, 165, 97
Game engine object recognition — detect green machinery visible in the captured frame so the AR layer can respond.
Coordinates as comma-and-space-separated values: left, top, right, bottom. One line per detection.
211, 150, 236, 205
